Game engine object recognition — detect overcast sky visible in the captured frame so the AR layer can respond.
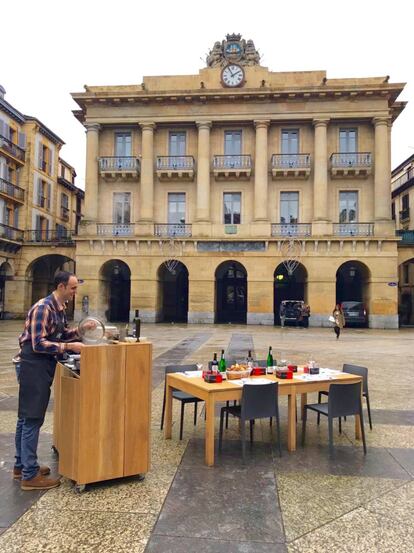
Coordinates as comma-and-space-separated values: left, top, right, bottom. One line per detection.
2, 0, 412, 188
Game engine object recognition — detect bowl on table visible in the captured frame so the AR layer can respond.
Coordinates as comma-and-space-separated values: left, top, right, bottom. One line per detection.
226, 364, 252, 380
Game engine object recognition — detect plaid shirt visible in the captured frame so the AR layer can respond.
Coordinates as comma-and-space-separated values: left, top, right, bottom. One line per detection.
19, 292, 79, 355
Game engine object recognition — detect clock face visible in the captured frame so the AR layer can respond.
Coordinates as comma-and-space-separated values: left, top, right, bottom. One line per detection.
221, 64, 245, 88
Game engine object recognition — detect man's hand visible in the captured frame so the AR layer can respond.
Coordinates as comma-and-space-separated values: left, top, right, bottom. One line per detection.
68, 342, 84, 353
82, 320, 97, 330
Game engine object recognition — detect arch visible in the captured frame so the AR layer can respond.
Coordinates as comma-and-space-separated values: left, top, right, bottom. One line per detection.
99, 259, 131, 322
398, 257, 414, 326
336, 261, 370, 327
215, 260, 247, 324
273, 262, 308, 326
26, 254, 75, 317
157, 261, 189, 323
0, 262, 14, 319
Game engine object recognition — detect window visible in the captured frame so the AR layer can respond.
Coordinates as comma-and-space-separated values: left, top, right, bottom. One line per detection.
281, 130, 299, 154
339, 129, 357, 152
56, 224, 68, 239
169, 132, 186, 157
402, 194, 409, 211
403, 264, 409, 284
391, 202, 395, 221
61, 193, 69, 208
339, 191, 358, 223
280, 192, 299, 224
224, 192, 241, 224
113, 192, 131, 224
36, 179, 51, 209
115, 133, 132, 157
224, 131, 242, 156
168, 193, 186, 224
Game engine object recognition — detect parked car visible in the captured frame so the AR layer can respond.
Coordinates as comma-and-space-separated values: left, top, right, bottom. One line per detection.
280, 300, 310, 327
341, 301, 368, 327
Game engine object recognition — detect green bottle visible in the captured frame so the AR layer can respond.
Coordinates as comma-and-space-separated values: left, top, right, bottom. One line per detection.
219, 349, 226, 373
266, 346, 274, 368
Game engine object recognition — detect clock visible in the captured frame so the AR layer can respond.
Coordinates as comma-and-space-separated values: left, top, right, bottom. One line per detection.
221, 64, 245, 88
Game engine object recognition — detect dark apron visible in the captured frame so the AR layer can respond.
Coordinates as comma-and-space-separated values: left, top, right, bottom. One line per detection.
18, 321, 65, 419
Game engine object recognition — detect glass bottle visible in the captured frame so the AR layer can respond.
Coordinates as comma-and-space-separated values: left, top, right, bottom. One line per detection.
219, 350, 226, 373
266, 346, 274, 374
211, 352, 219, 374
246, 349, 254, 369
133, 309, 141, 342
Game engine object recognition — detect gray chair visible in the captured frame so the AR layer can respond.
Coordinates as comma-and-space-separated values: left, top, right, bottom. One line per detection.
317, 364, 372, 430
219, 382, 282, 461
302, 382, 367, 454
160, 364, 203, 440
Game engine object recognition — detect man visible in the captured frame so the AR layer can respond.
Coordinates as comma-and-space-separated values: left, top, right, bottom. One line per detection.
14, 271, 86, 490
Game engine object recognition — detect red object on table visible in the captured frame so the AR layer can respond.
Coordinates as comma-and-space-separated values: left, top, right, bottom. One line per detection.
251, 367, 266, 376
303, 366, 309, 374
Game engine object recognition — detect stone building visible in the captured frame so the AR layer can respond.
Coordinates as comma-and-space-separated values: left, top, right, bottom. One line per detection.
391, 155, 414, 325
0, 86, 83, 318
72, 34, 406, 328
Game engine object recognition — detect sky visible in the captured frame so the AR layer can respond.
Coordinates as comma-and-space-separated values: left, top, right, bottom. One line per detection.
2, 0, 412, 189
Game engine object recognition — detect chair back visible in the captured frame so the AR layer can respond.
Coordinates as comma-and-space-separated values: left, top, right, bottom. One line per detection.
241, 382, 279, 420
165, 364, 198, 375
328, 382, 362, 418
343, 364, 368, 394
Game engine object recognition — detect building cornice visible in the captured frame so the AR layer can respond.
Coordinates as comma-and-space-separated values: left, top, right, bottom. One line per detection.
24, 116, 65, 145
0, 97, 26, 124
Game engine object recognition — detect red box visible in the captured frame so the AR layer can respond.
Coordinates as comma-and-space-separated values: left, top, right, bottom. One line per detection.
276, 369, 293, 379
251, 367, 266, 376
287, 364, 298, 372
204, 373, 223, 383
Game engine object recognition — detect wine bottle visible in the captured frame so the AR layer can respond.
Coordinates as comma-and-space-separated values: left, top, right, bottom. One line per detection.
211, 352, 219, 374
133, 309, 141, 342
266, 346, 274, 373
219, 349, 226, 373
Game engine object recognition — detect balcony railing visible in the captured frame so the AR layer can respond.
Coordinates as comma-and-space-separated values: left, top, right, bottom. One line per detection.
97, 223, 135, 236
213, 155, 252, 169
99, 157, 140, 172
154, 223, 192, 238
24, 230, 75, 244
333, 223, 374, 237
0, 134, 25, 162
397, 229, 414, 244
271, 223, 311, 237
0, 223, 24, 242
61, 206, 70, 221
156, 156, 195, 170
271, 154, 311, 169
0, 177, 25, 202
331, 153, 372, 167
399, 208, 410, 222
392, 169, 414, 190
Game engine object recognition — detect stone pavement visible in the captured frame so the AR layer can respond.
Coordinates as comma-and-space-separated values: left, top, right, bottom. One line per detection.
0, 320, 413, 552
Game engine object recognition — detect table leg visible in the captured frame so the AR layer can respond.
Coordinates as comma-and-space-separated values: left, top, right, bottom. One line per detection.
287, 393, 297, 452
205, 395, 215, 466
301, 393, 307, 420
164, 382, 173, 439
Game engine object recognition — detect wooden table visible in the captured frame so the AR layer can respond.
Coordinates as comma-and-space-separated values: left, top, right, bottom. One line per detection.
164, 371, 362, 466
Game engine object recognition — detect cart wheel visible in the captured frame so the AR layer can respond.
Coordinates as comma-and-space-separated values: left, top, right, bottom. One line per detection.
75, 484, 86, 493
51, 445, 59, 456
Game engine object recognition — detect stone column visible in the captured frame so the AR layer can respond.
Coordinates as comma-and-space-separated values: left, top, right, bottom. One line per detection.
84, 123, 100, 221
312, 119, 329, 222
139, 122, 155, 221
254, 120, 270, 221
195, 121, 212, 222
374, 117, 391, 221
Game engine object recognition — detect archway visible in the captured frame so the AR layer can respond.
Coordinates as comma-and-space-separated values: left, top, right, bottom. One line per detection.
336, 261, 370, 305
0, 261, 13, 319
215, 261, 247, 324
99, 260, 131, 322
27, 255, 75, 317
157, 262, 189, 322
398, 258, 414, 326
273, 263, 308, 325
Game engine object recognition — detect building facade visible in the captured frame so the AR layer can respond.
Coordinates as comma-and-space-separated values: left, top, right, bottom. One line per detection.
0, 86, 83, 318
392, 155, 414, 325
72, 35, 405, 328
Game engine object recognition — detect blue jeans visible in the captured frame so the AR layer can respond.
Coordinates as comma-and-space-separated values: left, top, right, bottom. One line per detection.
14, 362, 44, 480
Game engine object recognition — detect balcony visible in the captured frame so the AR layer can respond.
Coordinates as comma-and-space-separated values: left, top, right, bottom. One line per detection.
156, 156, 195, 181
271, 223, 311, 237
330, 153, 372, 178
333, 223, 374, 237
98, 157, 140, 179
24, 230, 75, 245
0, 223, 24, 253
0, 178, 25, 204
154, 223, 192, 238
61, 206, 70, 221
213, 155, 252, 179
97, 223, 135, 236
271, 154, 311, 179
399, 208, 410, 223
0, 134, 25, 164
397, 229, 414, 245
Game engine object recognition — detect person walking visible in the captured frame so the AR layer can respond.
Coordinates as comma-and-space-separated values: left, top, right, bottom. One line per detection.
14, 271, 89, 490
332, 303, 345, 339
279, 302, 286, 328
